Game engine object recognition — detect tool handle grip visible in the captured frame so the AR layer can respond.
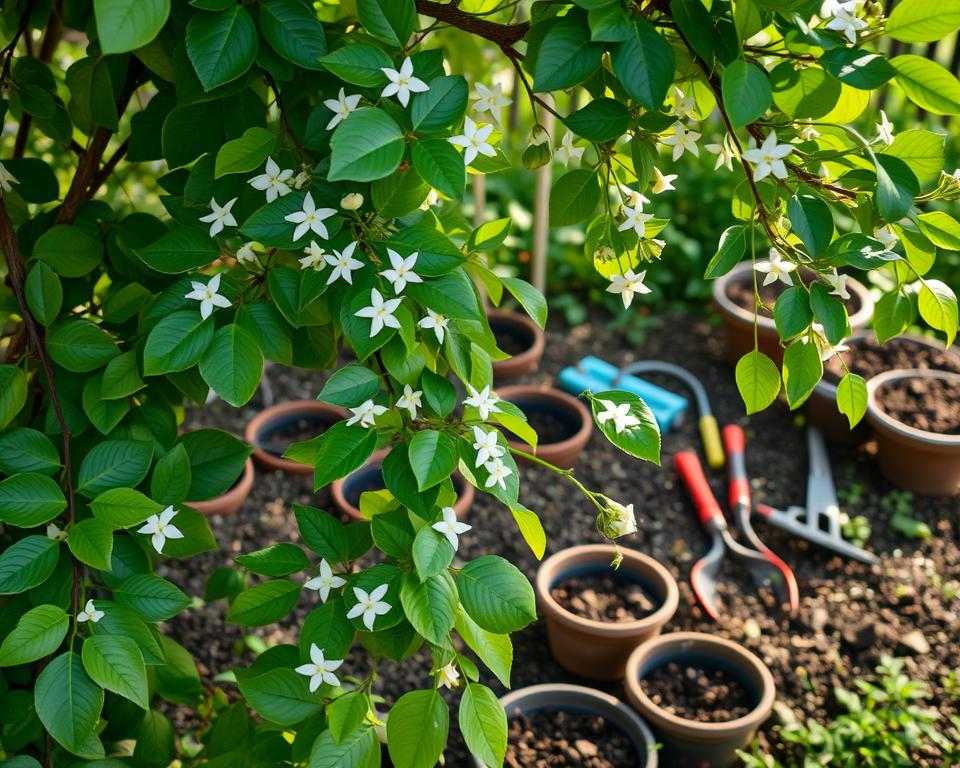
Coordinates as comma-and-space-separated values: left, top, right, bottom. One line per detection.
675, 450, 723, 526
722, 424, 751, 511
699, 415, 725, 470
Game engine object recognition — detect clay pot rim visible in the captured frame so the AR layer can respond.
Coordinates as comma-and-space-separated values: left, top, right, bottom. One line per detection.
866, 368, 960, 447
488, 683, 658, 768
625, 631, 776, 738
536, 544, 679, 638
496, 384, 593, 457
245, 400, 348, 474
488, 308, 546, 374
187, 457, 255, 516
712, 260, 874, 333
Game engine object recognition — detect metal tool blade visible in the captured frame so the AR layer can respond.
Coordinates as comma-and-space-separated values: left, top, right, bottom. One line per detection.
756, 503, 880, 564
691, 529, 724, 620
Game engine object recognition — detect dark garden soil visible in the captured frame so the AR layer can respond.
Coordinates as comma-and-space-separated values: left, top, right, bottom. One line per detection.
823, 336, 960, 385
640, 662, 754, 723
509, 401, 580, 445
876, 377, 960, 434
253, 414, 337, 457
169, 312, 960, 766
727, 275, 862, 317
551, 574, 657, 623
493, 324, 535, 357
505, 710, 638, 768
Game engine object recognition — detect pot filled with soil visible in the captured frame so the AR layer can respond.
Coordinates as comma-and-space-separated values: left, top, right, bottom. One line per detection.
536, 544, 679, 681
866, 368, 960, 496
478, 683, 658, 768
488, 308, 546, 380
187, 458, 255, 517
624, 632, 775, 768
245, 400, 347, 475
711, 260, 872, 367
498, 385, 593, 468
331, 449, 475, 521
808, 333, 960, 444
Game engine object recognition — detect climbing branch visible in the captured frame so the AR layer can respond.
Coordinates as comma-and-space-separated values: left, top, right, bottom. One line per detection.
414, 0, 528, 47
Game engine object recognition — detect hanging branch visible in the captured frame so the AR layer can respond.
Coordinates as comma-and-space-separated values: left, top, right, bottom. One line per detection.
414, 0, 528, 46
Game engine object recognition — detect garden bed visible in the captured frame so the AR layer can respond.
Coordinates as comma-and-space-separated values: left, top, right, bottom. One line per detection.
170, 311, 960, 765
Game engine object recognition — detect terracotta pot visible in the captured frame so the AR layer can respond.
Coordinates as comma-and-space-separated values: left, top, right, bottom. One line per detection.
331, 449, 475, 521
498, 385, 593, 468
188, 458, 254, 517
476, 684, 658, 768
625, 632, 776, 768
866, 368, 960, 496
245, 400, 347, 475
711, 261, 873, 367
536, 544, 679, 681
487, 308, 546, 380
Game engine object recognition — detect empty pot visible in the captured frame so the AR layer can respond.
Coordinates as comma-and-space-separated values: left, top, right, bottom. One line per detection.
245, 400, 347, 475
488, 308, 546, 380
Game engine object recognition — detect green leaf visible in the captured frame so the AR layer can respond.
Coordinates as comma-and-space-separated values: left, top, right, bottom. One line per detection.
357, 0, 415, 46
0, 536, 60, 594
310, 726, 380, 768
301, 599, 355, 660
411, 75, 468, 131
134, 711, 175, 768
81, 635, 149, 710
372, 166, 431, 218
916, 210, 960, 249
47, 319, 119, 373
773, 286, 813, 339
590, 390, 661, 464
821, 48, 895, 90
0, 472, 65, 528
735, 350, 781, 414
199, 323, 264, 407
787, 194, 833, 257
875, 154, 918, 222
91, 602, 165, 665
885, 0, 960, 42
611, 19, 675, 109
782, 339, 823, 408
215, 126, 278, 177
67, 518, 114, 571
704, 225, 748, 279
891, 54, 960, 115
405, 269, 480, 320
459, 684, 507, 768
836, 372, 868, 428
77, 440, 153, 498
549, 169, 600, 227
260, 0, 327, 70
881, 130, 945, 189
411, 139, 466, 200
95, 0, 170, 53
157, 507, 217, 558
501, 277, 547, 330
0, 428, 60, 476
238, 668, 323, 726
137, 227, 220, 273
236, 543, 311, 577
458, 555, 536, 634
386, 689, 449, 768
408, 430, 458, 491
510, 504, 546, 560
918, 279, 958, 346
35, 652, 104, 758
25, 262, 63, 326
722, 59, 772, 126
114, 574, 190, 622
34, 225, 103, 278
0, 365, 26, 431
770, 62, 840, 119
186, 5, 258, 91
809, 283, 849, 345
454, 607, 512, 687
563, 97, 629, 142
320, 44, 393, 87
0, 604, 69, 666
319, 364, 381, 407
874, 291, 913, 343
412, 527, 454, 581
399, 571, 457, 645
371, 507, 415, 558
228, 579, 301, 626
151, 444, 192, 505
306, 422, 377, 491
144, 311, 215, 375
534, 16, 603, 92
328, 108, 405, 182
327, 692, 370, 744
180, 429, 251, 501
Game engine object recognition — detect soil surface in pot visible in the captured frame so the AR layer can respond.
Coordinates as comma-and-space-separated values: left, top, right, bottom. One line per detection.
256, 414, 337, 456
640, 661, 754, 722
727, 275, 861, 317
505, 709, 638, 768
492, 322, 535, 357
550, 574, 657, 622
876, 377, 960, 434
824, 338, 960, 385
511, 400, 580, 444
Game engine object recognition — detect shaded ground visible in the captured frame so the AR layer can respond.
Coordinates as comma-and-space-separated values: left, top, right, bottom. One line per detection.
168, 311, 960, 766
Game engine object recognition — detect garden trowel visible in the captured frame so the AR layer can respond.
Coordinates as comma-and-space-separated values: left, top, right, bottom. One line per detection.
755, 427, 880, 565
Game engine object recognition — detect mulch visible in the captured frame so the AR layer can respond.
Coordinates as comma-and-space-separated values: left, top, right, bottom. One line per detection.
167, 310, 960, 766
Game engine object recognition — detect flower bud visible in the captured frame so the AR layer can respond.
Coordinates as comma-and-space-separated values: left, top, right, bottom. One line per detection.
522, 139, 552, 169
292, 169, 311, 189
341, 192, 364, 210
597, 496, 638, 539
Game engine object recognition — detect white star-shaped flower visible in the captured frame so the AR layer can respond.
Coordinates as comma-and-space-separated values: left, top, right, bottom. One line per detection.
874, 225, 899, 250
355, 288, 402, 337
742, 131, 793, 181
137, 506, 184, 554
236, 242, 259, 266
705, 135, 736, 171
596, 399, 640, 434
464, 384, 502, 421
472, 426, 503, 467
436, 661, 461, 689
323, 87, 362, 130
670, 86, 697, 119
77, 599, 104, 624
248, 157, 293, 203
418, 308, 448, 344
472, 82, 511, 126
555, 132, 584, 167
346, 399, 387, 429
651, 167, 677, 194
324, 241, 363, 285
303, 559, 347, 603
484, 458, 513, 491
608, 500, 637, 537
381, 249, 422, 293
299, 241, 328, 271
198, 197, 238, 237
606, 270, 652, 309
618, 205, 655, 238
381, 56, 429, 108
618, 184, 650, 210
0, 161, 19, 192
346, 584, 392, 631
754, 250, 797, 287
431, 506, 471, 551
396, 384, 422, 420
448, 117, 497, 167
295, 643, 343, 692
876, 110, 894, 146
185, 273, 231, 320
661, 122, 700, 160
824, 5, 866, 43
285, 192, 337, 242
824, 271, 850, 300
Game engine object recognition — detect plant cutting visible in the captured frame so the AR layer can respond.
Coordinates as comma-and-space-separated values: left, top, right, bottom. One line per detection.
625, 632, 776, 768
245, 399, 348, 475
498, 385, 594, 468
535, 544, 679, 681
488, 308, 546, 380
866, 369, 960, 496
